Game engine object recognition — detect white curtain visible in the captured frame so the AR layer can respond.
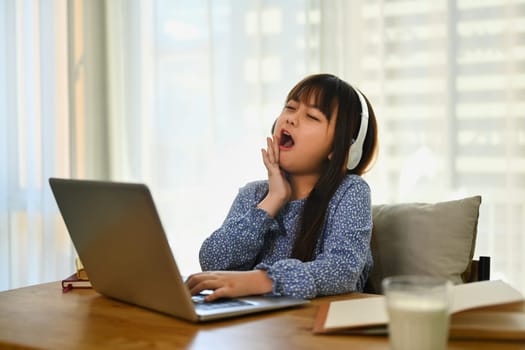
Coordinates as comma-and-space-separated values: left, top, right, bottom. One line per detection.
2, 0, 524, 293
0, 0, 109, 291
0, 0, 72, 290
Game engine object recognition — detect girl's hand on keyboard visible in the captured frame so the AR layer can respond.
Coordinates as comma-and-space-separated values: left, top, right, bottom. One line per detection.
186, 270, 273, 302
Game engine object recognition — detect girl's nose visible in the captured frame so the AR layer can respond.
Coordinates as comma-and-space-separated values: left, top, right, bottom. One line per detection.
286, 113, 298, 126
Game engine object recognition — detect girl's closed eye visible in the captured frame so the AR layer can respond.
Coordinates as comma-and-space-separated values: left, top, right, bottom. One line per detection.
307, 114, 320, 121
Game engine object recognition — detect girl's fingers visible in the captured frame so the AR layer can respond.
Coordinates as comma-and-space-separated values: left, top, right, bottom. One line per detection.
187, 274, 234, 301
272, 134, 280, 162
266, 137, 275, 164
189, 278, 221, 295
261, 149, 271, 169
266, 136, 282, 166
186, 273, 216, 290
205, 288, 228, 302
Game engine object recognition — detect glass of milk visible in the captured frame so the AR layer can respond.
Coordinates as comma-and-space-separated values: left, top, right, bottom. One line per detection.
382, 275, 452, 350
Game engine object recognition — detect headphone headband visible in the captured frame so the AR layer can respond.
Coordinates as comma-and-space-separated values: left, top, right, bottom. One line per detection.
347, 88, 369, 170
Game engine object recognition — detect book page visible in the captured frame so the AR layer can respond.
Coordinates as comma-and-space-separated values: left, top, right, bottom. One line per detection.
324, 296, 387, 329
451, 280, 524, 313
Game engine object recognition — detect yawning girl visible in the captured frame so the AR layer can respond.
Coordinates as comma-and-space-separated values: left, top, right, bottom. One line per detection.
187, 73, 378, 300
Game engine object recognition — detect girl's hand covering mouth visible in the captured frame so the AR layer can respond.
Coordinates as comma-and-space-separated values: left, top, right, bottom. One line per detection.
258, 135, 292, 217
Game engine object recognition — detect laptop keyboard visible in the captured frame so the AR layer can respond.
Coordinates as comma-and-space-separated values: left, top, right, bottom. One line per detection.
192, 295, 252, 310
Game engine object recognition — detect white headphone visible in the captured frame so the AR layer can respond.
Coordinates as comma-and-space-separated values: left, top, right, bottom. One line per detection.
347, 88, 369, 170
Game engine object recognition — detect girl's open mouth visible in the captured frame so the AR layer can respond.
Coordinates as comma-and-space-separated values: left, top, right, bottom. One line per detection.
280, 130, 295, 148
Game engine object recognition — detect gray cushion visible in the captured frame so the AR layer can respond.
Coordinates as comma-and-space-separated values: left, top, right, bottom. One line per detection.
366, 196, 482, 294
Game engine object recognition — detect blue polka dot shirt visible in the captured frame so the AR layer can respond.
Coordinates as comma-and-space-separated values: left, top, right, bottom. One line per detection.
199, 174, 373, 299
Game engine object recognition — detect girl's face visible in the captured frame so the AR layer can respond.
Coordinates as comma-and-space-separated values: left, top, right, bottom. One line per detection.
273, 94, 337, 175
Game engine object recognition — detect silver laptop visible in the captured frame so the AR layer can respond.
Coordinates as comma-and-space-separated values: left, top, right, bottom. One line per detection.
49, 178, 308, 322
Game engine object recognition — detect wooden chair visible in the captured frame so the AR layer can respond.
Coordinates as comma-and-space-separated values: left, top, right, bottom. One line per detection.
463, 256, 491, 282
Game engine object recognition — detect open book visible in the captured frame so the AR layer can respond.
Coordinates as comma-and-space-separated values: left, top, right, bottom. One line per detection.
313, 280, 525, 340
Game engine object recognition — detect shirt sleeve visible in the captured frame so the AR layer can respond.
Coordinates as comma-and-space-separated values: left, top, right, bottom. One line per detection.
199, 182, 279, 271
256, 178, 373, 299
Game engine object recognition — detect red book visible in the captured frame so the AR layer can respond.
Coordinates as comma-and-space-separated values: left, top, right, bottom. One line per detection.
61, 273, 92, 293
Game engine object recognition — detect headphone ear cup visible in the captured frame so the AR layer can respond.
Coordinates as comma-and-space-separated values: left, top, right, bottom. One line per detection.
347, 89, 369, 170
348, 142, 358, 169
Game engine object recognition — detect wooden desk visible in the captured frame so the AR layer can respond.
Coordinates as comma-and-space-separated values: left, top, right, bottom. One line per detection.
1, 282, 524, 350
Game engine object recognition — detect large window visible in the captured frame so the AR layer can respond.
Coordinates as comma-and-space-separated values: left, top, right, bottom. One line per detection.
2, 0, 524, 293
